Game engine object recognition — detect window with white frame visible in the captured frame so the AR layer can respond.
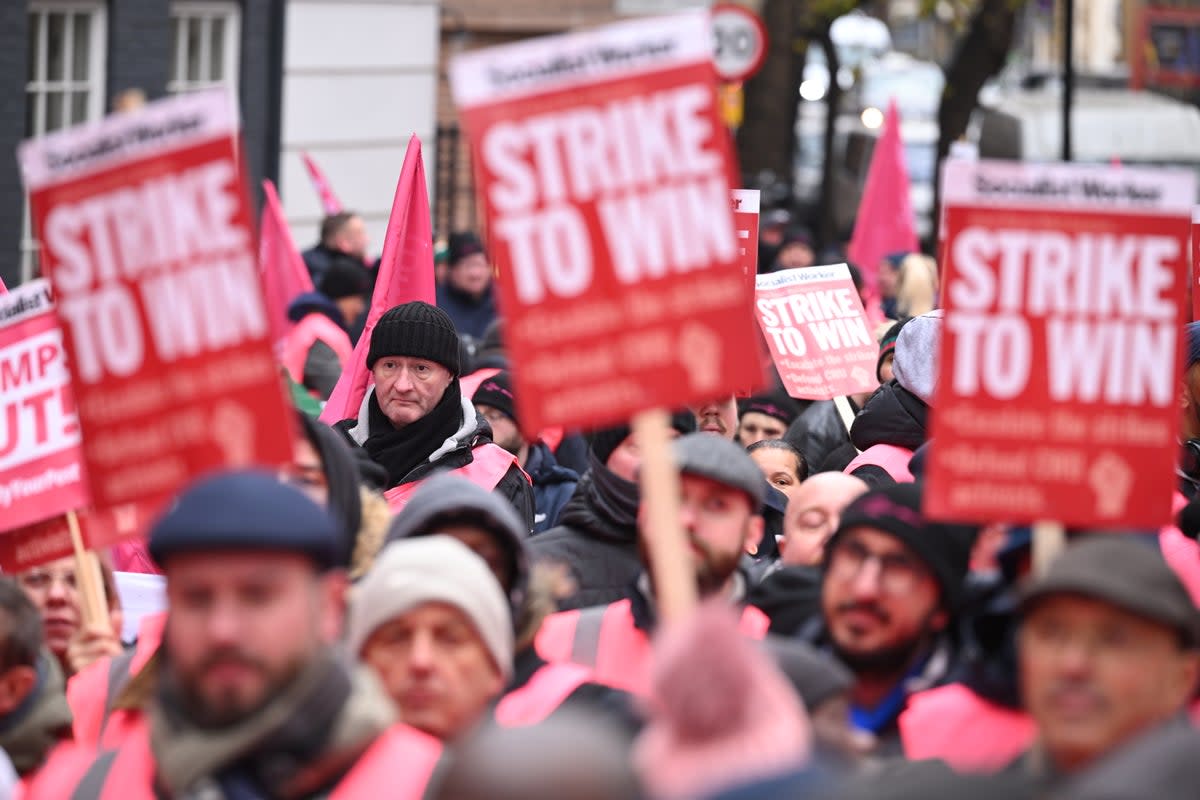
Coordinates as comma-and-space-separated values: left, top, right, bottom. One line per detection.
22, 2, 107, 282
169, 2, 241, 94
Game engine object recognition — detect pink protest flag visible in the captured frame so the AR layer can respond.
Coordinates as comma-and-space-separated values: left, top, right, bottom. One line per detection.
259, 179, 315, 352
301, 151, 344, 216
0, 277, 6, 294
320, 135, 435, 424
847, 100, 918, 312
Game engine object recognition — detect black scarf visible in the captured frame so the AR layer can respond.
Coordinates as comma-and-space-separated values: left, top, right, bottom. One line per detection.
364, 379, 464, 487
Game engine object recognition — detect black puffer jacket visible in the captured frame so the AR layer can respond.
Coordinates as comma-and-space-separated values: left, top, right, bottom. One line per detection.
785, 399, 857, 474
847, 382, 928, 487
527, 455, 641, 611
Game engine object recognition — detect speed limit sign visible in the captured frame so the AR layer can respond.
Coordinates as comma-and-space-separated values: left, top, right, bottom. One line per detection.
711, 4, 768, 82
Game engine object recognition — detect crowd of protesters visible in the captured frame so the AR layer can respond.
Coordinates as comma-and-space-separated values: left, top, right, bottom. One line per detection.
2, 211, 1199, 800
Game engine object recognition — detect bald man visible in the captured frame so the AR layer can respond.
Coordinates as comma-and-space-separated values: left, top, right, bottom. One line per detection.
750, 472, 868, 635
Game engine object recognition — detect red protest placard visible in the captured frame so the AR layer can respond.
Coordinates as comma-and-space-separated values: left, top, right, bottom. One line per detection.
0, 501, 154, 573
732, 189, 760, 285
755, 264, 880, 400
450, 12, 761, 434
0, 279, 88, 531
927, 160, 1194, 528
18, 90, 293, 513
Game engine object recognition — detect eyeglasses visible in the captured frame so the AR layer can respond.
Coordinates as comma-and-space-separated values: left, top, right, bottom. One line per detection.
827, 539, 928, 595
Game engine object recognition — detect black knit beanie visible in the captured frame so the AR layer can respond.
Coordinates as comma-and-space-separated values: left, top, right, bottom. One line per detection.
587, 411, 697, 466
472, 371, 516, 423
825, 482, 978, 613
366, 301, 461, 375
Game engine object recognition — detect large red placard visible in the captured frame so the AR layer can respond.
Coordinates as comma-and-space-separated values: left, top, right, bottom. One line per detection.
0, 279, 88, 531
19, 90, 293, 513
927, 160, 1194, 528
755, 264, 879, 400
450, 12, 760, 435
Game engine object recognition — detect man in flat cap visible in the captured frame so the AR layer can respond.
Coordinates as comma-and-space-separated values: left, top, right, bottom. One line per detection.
536, 433, 770, 697
30, 471, 442, 799
335, 300, 534, 528
1015, 536, 1200, 787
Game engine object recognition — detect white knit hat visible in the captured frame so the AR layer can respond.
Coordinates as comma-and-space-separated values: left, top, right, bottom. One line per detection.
345, 536, 514, 680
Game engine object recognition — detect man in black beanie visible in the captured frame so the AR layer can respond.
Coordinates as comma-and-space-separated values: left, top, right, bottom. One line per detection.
333, 300, 534, 529
794, 482, 977, 757
528, 412, 695, 610
473, 372, 579, 534
436, 231, 496, 340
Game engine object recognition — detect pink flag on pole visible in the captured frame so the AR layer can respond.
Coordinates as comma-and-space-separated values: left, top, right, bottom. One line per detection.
320, 135, 435, 424
301, 151, 344, 216
0, 277, 6, 295
259, 179, 315, 353
847, 100, 918, 314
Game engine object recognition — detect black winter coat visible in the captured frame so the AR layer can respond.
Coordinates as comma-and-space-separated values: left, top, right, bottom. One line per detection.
527, 462, 641, 611
847, 382, 928, 487
524, 441, 579, 534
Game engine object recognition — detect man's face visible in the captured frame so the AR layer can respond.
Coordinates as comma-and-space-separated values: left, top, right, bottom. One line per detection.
18, 557, 80, 662
749, 446, 804, 503
821, 528, 946, 674
878, 353, 895, 384
361, 602, 505, 741
372, 357, 453, 428
1019, 595, 1200, 774
877, 259, 900, 298
335, 216, 369, 260
642, 474, 761, 595
476, 405, 523, 457
437, 524, 514, 592
692, 396, 738, 440
781, 474, 868, 566
776, 242, 814, 270
448, 253, 492, 299
605, 428, 683, 483
165, 552, 340, 727
737, 412, 787, 447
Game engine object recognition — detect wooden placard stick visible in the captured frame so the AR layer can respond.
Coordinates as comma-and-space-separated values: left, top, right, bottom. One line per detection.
66, 510, 111, 631
632, 408, 698, 624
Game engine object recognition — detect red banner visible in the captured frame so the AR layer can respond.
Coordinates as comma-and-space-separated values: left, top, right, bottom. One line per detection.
19, 90, 294, 513
450, 12, 760, 434
927, 160, 1194, 528
0, 279, 88, 532
755, 264, 879, 400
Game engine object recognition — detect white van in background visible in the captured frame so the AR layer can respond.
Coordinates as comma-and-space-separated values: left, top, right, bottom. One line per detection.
972, 88, 1200, 182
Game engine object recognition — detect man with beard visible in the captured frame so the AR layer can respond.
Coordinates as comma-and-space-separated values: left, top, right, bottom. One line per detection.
473, 371, 579, 533
794, 483, 977, 756
30, 471, 442, 799
334, 301, 534, 527
535, 434, 771, 697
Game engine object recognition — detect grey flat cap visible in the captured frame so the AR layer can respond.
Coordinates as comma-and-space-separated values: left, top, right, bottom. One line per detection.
1020, 536, 1200, 648
673, 432, 767, 510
